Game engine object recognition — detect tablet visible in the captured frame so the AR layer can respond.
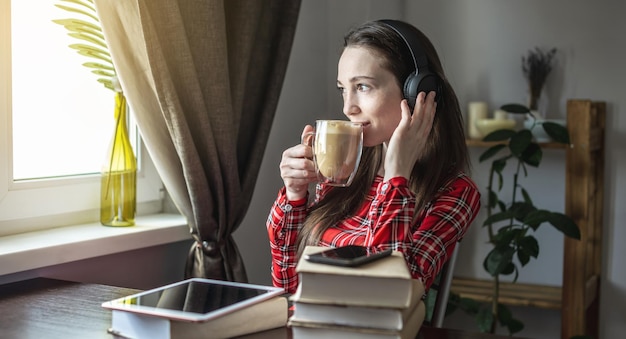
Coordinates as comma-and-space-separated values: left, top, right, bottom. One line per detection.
101, 278, 285, 323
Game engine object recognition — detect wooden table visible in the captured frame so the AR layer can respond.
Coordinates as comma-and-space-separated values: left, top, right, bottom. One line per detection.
0, 278, 513, 339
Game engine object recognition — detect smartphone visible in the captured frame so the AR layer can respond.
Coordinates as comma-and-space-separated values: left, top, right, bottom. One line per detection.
304, 245, 393, 267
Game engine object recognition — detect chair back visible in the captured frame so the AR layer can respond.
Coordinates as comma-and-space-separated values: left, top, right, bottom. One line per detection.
423, 241, 460, 327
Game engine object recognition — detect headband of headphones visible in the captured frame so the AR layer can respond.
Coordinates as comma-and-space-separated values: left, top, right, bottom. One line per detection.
378, 19, 430, 79
377, 19, 440, 108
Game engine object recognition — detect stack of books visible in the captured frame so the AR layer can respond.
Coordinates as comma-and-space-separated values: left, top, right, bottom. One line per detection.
288, 246, 426, 339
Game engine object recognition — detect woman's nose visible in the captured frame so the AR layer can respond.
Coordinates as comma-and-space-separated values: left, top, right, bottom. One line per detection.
342, 91, 359, 116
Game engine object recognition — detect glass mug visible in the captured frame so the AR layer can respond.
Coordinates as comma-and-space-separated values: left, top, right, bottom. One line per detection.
303, 120, 363, 187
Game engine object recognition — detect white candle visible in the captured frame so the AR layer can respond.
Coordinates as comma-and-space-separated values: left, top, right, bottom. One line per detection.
494, 109, 508, 120
468, 102, 488, 139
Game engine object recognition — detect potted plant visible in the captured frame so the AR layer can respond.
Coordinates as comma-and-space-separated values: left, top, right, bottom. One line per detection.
523, 47, 557, 113
448, 103, 580, 335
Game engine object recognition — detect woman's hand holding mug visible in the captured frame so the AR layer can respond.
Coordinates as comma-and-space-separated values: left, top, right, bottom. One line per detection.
280, 120, 364, 201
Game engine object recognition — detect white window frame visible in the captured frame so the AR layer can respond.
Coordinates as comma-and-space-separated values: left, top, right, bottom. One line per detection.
0, 0, 164, 237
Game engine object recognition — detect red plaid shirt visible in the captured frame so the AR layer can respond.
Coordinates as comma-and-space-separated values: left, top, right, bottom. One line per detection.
266, 173, 481, 295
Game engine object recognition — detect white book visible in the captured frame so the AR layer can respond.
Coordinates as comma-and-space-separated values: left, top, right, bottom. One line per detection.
109, 296, 288, 339
290, 280, 424, 331
293, 246, 413, 308
288, 299, 425, 339
102, 278, 288, 339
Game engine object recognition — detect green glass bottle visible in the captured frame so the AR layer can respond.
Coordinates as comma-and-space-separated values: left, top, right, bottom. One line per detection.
100, 91, 136, 226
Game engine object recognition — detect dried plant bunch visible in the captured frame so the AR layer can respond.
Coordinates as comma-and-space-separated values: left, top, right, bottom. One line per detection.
522, 47, 557, 110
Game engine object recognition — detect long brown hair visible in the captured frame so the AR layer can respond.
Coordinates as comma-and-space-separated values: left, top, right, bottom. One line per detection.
296, 20, 470, 257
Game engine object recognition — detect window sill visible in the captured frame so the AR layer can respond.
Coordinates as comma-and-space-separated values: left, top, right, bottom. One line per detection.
0, 213, 190, 276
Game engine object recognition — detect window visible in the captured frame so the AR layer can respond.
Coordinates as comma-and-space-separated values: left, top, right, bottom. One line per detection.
0, 1, 164, 236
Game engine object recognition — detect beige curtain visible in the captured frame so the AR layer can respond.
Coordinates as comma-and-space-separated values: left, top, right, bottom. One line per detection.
94, 0, 301, 282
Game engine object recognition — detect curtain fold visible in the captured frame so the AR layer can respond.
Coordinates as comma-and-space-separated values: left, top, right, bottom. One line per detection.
94, 0, 301, 282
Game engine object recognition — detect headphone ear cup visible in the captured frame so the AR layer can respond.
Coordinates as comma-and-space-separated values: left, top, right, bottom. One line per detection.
403, 72, 420, 111
403, 71, 439, 111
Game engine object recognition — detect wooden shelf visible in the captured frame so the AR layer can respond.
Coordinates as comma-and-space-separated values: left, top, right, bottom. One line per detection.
456, 100, 605, 339
465, 138, 567, 149
451, 277, 562, 310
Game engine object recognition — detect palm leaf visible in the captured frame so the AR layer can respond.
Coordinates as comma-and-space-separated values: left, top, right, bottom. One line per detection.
53, 18, 102, 35
54, 0, 118, 92
97, 78, 114, 91
82, 62, 115, 71
59, 0, 98, 12
53, 23, 105, 43
91, 69, 115, 77
67, 32, 107, 49
55, 4, 99, 22
69, 44, 112, 64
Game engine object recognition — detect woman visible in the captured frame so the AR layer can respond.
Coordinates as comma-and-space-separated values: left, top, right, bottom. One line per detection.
266, 19, 481, 295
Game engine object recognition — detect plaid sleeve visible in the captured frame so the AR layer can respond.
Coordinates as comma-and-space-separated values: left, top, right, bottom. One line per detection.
367, 175, 481, 291
266, 187, 308, 294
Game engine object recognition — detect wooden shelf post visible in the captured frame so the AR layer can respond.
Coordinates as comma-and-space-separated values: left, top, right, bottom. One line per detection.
562, 99, 605, 339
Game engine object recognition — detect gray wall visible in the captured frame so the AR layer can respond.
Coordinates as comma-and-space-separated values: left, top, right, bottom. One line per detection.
234, 1, 626, 338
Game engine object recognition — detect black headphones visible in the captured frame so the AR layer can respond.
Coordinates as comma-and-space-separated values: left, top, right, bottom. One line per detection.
378, 19, 440, 110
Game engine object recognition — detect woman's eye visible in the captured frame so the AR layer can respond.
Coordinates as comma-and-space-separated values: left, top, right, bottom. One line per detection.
337, 86, 346, 95
357, 84, 370, 91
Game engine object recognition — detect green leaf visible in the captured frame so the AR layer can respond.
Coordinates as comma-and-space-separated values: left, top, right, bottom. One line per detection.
512, 264, 519, 282
523, 209, 552, 230
491, 159, 507, 191
56, 23, 105, 42
520, 142, 542, 167
517, 249, 530, 266
444, 292, 461, 315
483, 210, 515, 226
500, 262, 516, 276
494, 227, 523, 246
508, 130, 533, 157
59, 0, 97, 12
518, 235, 539, 258
521, 187, 533, 205
67, 31, 107, 49
98, 78, 114, 91
54, 0, 117, 92
492, 158, 508, 173
484, 246, 515, 276
547, 212, 581, 239
91, 69, 115, 77
488, 190, 499, 209
500, 104, 531, 114
457, 297, 481, 315
509, 201, 536, 222
69, 43, 110, 58
483, 129, 515, 142
479, 144, 506, 162
496, 304, 524, 334
506, 317, 524, 334
497, 303, 513, 324
542, 121, 570, 144
70, 44, 113, 64
54, 4, 99, 22
476, 308, 494, 333
52, 18, 102, 34
497, 200, 507, 212
83, 62, 115, 71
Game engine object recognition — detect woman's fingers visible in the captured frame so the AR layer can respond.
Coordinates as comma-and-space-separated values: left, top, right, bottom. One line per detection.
280, 147, 316, 179
384, 91, 437, 181
280, 125, 318, 199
